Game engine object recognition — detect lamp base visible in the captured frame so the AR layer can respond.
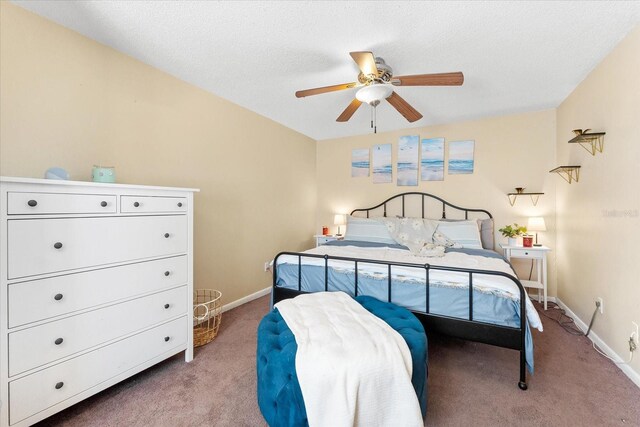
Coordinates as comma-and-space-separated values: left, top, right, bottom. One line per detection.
533, 232, 542, 247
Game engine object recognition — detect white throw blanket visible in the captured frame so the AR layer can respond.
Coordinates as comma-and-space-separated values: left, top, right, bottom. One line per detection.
275, 292, 423, 427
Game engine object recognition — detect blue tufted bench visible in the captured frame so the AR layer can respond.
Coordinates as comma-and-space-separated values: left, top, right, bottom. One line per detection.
257, 295, 428, 426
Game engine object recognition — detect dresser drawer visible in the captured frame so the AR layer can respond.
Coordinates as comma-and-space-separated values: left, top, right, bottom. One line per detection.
8, 286, 187, 376
8, 192, 116, 215
121, 196, 187, 213
509, 248, 544, 259
9, 316, 187, 425
7, 215, 187, 279
8, 256, 187, 328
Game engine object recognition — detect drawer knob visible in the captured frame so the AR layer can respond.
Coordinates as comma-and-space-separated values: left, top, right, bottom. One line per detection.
55, 337, 64, 345
164, 271, 170, 276
177, 202, 183, 207
133, 201, 140, 207
164, 303, 170, 309
54, 293, 64, 301
55, 382, 64, 390
54, 242, 63, 249
164, 336, 170, 342
164, 233, 170, 238
27, 199, 38, 207
100, 201, 108, 207
525, 252, 529, 255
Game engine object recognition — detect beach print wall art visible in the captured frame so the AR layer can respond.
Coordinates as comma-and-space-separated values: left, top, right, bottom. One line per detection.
448, 140, 475, 174
372, 143, 392, 183
421, 137, 445, 181
397, 135, 419, 186
351, 148, 370, 177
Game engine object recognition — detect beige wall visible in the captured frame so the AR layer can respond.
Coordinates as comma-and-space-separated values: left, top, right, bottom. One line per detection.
3, 3, 638, 381
556, 26, 640, 376
0, 3, 317, 304
317, 109, 558, 295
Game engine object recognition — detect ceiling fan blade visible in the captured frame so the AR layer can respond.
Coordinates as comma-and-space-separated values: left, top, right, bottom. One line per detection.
295, 82, 357, 98
392, 72, 464, 86
386, 92, 423, 122
349, 51, 378, 76
336, 99, 363, 122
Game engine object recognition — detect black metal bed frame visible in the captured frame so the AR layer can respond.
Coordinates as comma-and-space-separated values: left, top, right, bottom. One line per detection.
350, 191, 493, 220
272, 192, 529, 390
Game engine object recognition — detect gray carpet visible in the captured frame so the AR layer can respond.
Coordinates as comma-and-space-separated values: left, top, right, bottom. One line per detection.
36, 296, 640, 427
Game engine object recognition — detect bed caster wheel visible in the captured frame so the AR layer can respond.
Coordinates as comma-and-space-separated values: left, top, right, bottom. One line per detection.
518, 381, 528, 390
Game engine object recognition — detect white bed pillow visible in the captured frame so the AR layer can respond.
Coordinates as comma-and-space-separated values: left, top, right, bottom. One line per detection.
436, 220, 483, 249
343, 216, 397, 245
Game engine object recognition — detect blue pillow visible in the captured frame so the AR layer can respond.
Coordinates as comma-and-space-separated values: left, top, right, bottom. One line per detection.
343, 216, 397, 245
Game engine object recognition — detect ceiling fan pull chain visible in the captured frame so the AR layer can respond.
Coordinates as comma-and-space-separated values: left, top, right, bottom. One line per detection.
374, 104, 377, 134
370, 105, 373, 129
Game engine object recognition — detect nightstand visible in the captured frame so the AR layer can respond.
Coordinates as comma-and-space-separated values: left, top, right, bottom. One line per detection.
314, 234, 343, 247
499, 244, 551, 310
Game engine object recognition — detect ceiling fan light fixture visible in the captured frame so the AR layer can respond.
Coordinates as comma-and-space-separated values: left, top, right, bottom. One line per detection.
355, 84, 393, 105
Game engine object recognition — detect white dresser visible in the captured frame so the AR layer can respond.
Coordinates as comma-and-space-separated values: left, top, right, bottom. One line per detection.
0, 177, 198, 427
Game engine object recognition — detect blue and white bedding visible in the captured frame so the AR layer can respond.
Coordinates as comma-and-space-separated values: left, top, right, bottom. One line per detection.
274, 240, 542, 372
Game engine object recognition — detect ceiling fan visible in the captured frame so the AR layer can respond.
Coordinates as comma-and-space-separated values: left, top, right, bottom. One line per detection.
295, 51, 464, 131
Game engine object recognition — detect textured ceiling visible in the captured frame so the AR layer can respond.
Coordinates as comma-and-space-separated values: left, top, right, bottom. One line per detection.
12, 1, 640, 140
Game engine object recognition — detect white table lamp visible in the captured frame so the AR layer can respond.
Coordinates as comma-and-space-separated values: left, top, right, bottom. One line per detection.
527, 217, 546, 246
334, 214, 346, 236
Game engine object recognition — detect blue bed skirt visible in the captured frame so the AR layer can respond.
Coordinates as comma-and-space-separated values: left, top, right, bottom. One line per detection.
257, 295, 428, 426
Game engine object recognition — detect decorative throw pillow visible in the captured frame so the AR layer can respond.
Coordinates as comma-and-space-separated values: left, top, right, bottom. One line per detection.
379, 217, 437, 253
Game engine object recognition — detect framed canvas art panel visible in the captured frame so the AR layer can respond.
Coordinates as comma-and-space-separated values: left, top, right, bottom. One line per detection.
448, 140, 475, 174
372, 143, 392, 184
421, 137, 445, 181
397, 135, 419, 186
351, 148, 370, 177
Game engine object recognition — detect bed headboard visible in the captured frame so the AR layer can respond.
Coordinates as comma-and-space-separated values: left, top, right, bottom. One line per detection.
350, 192, 494, 249
350, 192, 493, 220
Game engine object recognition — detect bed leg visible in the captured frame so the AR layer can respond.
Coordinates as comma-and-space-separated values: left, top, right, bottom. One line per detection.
518, 350, 528, 390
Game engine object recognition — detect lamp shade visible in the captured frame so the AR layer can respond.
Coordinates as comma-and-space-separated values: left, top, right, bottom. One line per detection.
527, 217, 546, 232
334, 214, 346, 226
356, 84, 393, 104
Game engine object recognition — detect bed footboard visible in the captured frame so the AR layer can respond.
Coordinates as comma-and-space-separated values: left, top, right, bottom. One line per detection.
272, 251, 529, 390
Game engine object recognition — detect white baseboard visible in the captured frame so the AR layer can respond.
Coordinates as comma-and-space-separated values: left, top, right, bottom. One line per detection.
555, 297, 639, 388
221, 286, 271, 313
527, 293, 557, 304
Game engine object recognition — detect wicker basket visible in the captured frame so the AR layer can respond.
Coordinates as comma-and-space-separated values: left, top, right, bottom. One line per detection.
193, 289, 222, 348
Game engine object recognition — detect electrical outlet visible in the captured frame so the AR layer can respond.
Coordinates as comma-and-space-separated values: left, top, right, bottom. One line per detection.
632, 321, 639, 346
264, 261, 270, 272
596, 297, 604, 314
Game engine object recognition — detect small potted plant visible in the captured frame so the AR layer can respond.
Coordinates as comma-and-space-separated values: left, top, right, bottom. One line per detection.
499, 223, 527, 246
